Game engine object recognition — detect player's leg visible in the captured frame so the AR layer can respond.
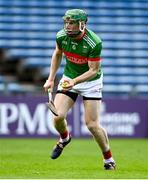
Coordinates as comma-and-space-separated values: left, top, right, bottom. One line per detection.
83, 99, 116, 170
50, 91, 78, 159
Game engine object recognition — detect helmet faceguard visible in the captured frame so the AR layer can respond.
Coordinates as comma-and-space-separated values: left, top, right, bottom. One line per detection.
63, 9, 87, 37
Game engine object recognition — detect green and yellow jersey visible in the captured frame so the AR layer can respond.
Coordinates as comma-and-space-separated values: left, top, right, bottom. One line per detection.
56, 28, 102, 81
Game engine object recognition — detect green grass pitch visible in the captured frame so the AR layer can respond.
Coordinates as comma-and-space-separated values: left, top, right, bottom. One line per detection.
0, 138, 148, 179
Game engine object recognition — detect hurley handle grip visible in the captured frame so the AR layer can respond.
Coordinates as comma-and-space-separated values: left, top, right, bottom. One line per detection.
48, 89, 52, 101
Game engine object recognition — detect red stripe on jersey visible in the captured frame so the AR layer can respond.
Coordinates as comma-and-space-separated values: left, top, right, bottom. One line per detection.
64, 51, 100, 64
88, 57, 101, 61
64, 51, 88, 64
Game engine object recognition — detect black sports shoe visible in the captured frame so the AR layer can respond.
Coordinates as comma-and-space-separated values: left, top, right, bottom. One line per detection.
104, 161, 116, 170
50, 137, 71, 159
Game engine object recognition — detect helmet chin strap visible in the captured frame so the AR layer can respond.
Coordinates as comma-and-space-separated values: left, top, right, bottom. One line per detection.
79, 21, 86, 32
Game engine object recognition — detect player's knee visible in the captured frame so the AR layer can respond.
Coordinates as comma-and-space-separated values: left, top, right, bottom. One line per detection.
86, 121, 98, 133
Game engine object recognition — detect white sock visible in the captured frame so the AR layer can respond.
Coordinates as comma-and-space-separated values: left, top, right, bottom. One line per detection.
59, 134, 70, 143
104, 157, 115, 164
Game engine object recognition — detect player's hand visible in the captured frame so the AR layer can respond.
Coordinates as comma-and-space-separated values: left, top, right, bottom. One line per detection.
61, 79, 75, 91
43, 79, 54, 92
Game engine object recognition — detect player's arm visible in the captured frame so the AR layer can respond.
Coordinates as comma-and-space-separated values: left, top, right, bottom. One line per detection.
48, 43, 63, 81
62, 61, 100, 89
74, 60, 100, 84
43, 43, 63, 91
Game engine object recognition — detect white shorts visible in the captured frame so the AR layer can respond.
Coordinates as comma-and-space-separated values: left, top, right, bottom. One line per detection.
57, 74, 103, 99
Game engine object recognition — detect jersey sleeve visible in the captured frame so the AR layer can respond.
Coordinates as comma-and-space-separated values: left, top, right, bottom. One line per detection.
56, 35, 62, 49
56, 29, 66, 50
88, 42, 102, 61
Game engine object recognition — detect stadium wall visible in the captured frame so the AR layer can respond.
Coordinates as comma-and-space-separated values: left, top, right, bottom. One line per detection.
0, 96, 148, 138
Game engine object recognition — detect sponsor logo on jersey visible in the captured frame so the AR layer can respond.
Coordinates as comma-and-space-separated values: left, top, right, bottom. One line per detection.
64, 51, 100, 64
64, 51, 88, 64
